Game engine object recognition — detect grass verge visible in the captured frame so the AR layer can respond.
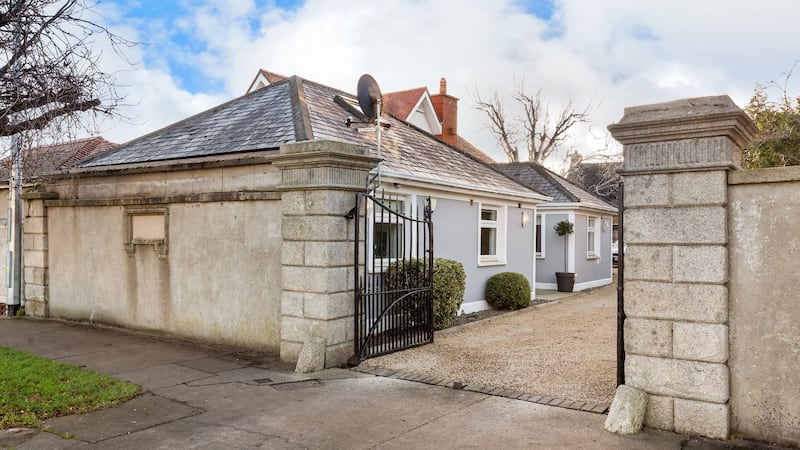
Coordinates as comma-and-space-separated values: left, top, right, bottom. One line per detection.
0, 346, 140, 429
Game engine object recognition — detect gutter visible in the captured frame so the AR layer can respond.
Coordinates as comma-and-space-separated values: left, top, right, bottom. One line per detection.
378, 169, 552, 204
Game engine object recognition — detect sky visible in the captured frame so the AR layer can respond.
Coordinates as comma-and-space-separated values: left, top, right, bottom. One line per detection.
88, 0, 800, 169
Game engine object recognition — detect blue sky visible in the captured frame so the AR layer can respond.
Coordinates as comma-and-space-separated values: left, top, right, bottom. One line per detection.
108, 0, 556, 95
93, 0, 800, 166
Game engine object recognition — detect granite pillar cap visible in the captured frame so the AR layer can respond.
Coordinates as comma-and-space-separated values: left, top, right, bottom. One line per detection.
608, 95, 757, 148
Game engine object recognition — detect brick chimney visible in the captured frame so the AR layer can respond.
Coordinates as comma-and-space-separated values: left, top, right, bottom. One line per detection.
431, 77, 459, 147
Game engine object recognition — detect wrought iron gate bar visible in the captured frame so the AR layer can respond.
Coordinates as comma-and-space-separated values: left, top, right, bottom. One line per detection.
350, 190, 434, 364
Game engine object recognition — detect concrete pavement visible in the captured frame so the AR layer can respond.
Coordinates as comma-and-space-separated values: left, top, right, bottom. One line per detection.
0, 317, 782, 449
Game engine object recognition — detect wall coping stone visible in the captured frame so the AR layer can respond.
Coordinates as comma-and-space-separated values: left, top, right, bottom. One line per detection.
728, 164, 800, 185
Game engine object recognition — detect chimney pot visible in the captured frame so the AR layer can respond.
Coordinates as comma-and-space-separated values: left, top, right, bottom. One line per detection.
439, 77, 447, 95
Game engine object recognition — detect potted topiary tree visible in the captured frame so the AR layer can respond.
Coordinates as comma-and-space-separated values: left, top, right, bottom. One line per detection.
553, 219, 576, 292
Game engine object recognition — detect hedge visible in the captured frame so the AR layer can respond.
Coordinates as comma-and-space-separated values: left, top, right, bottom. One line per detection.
386, 258, 466, 329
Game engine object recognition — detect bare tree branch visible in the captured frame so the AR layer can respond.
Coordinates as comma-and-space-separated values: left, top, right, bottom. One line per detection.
474, 90, 519, 162
0, 0, 132, 161
474, 81, 592, 164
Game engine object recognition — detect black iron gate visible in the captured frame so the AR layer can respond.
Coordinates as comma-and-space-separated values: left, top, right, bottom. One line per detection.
350, 191, 434, 364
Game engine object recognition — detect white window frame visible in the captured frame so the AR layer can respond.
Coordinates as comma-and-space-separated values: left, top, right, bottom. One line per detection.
587, 215, 600, 259
535, 213, 545, 259
478, 204, 507, 266
369, 195, 410, 273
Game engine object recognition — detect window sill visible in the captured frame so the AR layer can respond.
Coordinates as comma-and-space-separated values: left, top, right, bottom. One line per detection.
586, 255, 600, 260
536, 255, 545, 260
478, 259, 506, 267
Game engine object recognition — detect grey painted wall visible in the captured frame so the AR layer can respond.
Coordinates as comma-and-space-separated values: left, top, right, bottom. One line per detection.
537, 213, 568, 284
537, 212, 612, 286
429, 197, 535, 310
573, 213, 613, 285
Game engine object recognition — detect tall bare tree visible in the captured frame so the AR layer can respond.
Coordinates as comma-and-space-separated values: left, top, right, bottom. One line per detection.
475, 84, 592, 164
1, 0, 130, 142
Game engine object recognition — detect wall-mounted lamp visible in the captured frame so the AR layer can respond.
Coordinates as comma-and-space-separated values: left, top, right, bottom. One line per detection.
393, 183, 400, 189
602, 220, 609, 232
521, 211, 530, 228
428, 197, 437, 212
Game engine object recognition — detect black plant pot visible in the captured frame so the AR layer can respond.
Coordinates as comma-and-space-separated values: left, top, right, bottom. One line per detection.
555, 272, 576, 292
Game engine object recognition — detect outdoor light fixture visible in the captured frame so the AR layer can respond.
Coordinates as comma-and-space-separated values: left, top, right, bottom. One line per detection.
521, 211, 530, 228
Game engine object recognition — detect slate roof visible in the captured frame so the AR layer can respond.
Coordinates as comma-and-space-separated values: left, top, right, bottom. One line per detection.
1, 136, 116, 181
493, 162, 616, 212
80, 76, 544, 200
457, 136, 495, 164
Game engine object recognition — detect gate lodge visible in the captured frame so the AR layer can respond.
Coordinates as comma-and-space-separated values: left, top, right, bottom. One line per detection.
8, 73, 798, 445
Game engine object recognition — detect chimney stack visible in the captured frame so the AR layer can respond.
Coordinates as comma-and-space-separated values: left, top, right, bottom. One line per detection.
431, 77, 458, 147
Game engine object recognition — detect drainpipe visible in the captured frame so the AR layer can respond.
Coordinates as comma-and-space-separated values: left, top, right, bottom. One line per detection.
6, 134, 22, 317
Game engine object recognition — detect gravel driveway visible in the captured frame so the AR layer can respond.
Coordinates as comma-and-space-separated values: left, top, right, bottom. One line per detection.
359, 279, 617, 406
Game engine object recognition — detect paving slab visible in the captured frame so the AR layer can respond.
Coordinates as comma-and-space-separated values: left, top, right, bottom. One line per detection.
176, 356, 249, 374
373, 394, 682, 450
115, 363, 215, 390
43, 393, 202, 444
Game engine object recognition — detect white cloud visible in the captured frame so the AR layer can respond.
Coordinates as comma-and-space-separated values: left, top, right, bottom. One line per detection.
93, 0, 800, 167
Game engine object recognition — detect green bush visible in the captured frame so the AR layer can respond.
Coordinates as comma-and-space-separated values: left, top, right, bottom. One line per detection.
386, 258, 466, 330
485, 272, 531, 310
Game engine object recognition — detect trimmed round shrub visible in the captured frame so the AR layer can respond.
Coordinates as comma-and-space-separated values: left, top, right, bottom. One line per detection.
386, 258, 466, 330
485, 272, 531, 310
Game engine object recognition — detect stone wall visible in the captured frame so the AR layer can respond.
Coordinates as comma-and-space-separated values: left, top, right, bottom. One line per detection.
728, 167, 800, 447
38, 160, 285, 351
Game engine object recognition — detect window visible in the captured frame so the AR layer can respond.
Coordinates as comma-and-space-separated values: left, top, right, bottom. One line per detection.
371, 197, 406, 271
535, 214, 544, 258
587, 216, 600, 258
479, 205, 506, 265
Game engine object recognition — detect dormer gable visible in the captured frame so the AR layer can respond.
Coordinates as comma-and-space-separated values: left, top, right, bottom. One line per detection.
383, 88, 442, 135
246, 69, 288, 94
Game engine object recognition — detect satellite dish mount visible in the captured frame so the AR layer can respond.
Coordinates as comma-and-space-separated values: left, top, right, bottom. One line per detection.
355, 74, 385, 191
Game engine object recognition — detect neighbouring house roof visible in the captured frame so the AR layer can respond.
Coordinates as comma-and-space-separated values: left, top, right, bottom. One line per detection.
382, 86, 442, 135
493, 162, 617, 213
1, 136, 116, 181
80, 76, 546, 201
246, 69, 288, 93
457, 136, 495, 164
383, 87, 428, 120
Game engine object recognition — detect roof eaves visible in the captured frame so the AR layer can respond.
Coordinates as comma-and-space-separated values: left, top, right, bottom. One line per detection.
380, 168, 551, 203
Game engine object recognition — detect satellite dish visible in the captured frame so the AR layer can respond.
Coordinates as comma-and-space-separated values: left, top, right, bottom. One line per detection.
357, 74, 382, 121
